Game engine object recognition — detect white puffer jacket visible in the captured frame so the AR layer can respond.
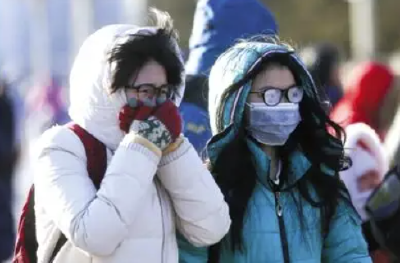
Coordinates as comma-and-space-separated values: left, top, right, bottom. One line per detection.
33, 25, 230, 263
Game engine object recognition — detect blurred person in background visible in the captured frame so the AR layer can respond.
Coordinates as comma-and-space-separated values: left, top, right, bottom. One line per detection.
180, 75, 210, 155
0, 78, 18, 262
300, 43, 344, 111
25, 76, 70, 136
330, 62, 400, 263
179, 36, 371, 263
26, 9, 230, 263
330, 61, 398, 141
364, 164, 400, 262
383, 57, 400, 169
180, 0, 278, 155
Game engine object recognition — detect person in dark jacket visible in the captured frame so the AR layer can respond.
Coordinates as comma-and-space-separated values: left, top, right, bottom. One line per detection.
0, 78, 17, 262
364, 164, 400, 262
300, 43, 344, 111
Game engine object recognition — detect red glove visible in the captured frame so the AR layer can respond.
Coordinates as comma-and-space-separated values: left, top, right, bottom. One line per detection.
119, 100, 182, 149
118, 104, 153, 133
152, 100, 182, 142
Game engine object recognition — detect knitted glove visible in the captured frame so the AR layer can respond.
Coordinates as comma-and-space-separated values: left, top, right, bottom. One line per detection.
119, 104, 153, 133
151, 100, 182, 143
119, 100, 182, 151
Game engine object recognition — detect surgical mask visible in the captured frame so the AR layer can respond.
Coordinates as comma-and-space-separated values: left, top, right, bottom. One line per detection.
246, 102, 301, 146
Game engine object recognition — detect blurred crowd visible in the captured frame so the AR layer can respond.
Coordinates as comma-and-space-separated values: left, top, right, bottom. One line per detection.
1, 0, 400, 262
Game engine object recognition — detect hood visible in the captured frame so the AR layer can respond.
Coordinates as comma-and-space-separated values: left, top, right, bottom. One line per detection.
330, 62, 394, 133
68, 24, 185, 151
206, 41, 317, 165
185, 0, 278, 75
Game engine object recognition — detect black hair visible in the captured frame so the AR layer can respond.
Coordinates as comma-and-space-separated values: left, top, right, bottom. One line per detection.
208, 36, 353, 262
108, 8, 183, 98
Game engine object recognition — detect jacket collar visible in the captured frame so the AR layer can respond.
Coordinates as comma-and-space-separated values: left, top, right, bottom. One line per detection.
246, 138, 311, 189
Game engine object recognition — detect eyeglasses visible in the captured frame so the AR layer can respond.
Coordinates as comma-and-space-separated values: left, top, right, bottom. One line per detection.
249, 85, 304, 106
125, 83, 174, 101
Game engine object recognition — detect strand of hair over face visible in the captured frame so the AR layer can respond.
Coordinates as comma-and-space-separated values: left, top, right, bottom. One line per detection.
147, 7, 179, 41
236, 34, 297, 52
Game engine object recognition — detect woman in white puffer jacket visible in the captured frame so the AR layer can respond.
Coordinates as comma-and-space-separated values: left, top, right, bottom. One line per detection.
33, 9, 230, 263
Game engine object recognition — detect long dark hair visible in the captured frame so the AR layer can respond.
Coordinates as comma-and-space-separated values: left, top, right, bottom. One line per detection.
208, 39, 352, 262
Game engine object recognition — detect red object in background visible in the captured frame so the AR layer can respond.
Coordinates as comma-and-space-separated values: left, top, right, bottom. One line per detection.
371, 249, 392, 263
330, 62, 394, 141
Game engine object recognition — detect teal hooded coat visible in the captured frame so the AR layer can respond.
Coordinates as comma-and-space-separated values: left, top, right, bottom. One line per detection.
178, 42, 371, 263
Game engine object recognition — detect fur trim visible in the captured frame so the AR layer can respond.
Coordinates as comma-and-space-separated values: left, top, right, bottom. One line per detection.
344, 122, 388, 177
341, 123, 389, 221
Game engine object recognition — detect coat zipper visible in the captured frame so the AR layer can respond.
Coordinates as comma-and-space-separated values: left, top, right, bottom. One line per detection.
274, 191, 290, 263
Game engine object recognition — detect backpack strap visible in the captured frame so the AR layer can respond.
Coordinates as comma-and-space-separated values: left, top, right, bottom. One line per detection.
49, 123, 107, 261
13, 186, 37, 263
68, 123, 107, 189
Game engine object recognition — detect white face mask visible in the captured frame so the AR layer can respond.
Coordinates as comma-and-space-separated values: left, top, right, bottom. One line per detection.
246, 102, 301, 146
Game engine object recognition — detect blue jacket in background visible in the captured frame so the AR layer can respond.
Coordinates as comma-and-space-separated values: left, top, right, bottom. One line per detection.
179, 42, 371, 263
181, 0, 278, 155
185, 0, 278, 76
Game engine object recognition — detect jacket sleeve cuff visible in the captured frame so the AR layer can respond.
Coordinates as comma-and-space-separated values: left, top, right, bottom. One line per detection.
121, 133, 162, 164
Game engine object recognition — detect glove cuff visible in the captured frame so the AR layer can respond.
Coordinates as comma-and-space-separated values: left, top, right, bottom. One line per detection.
123, 132, 162, 157
163, 136, 184, 155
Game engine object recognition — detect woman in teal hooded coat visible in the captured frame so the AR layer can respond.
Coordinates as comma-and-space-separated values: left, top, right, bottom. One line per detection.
178, 37, 371, 263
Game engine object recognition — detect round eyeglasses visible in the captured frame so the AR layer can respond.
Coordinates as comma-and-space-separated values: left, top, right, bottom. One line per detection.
125, 83, 174, 102
249, 85, 304, 106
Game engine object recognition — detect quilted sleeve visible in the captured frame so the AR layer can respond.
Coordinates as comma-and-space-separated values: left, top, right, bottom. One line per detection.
322, 200, 372, 263
35, 127, 161, 256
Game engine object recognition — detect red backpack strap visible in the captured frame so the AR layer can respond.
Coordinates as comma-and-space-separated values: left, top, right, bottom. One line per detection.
13, 186, 37, 263
13, 124, 108, 263
68, 123, 107, 188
